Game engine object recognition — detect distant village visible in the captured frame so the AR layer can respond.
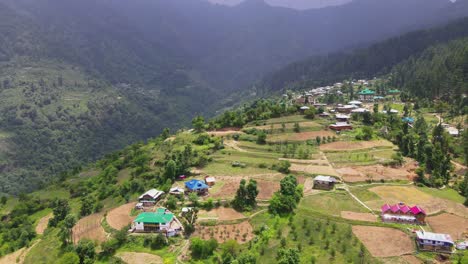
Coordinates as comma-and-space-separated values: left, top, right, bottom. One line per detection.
286, 78, 461, 137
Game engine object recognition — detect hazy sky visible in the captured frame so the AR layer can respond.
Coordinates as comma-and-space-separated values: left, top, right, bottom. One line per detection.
207, 0, 352, 9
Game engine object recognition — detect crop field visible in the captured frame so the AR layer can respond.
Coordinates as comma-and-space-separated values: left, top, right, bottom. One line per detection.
209, 176, 281, 200
106, 202, 136, 230
116, 252, 163, 264
194, 221, 254, 244
268, 130, 336, 143
326, 149, 396, 167
352, 226, 414, 257
299, 192, 368, 216
320, 140, 394, 151
337, 161, 417, 182
198, 207, 246, 221
426, 213, 468, 240
72, 212, 107, 244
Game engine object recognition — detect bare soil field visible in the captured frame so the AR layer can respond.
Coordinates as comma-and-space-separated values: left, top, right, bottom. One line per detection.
320, 140, 393, 151
72, 213, 107, 244
340, 211, 377, 222
268, 131, 335, 142
116, 252, 163, 264
209, 176, 280, 200
426, 213, 468, 240
250, 122, 322, 130
367, 186, 468, 217
194, 221, 254, 244
352, 226, 414, 257
207, 130, 243, 137
401, 255, 423, 264
35, 213, 52, 235
0, 248, 26, 264
289, 163, 339, 177
198, 207, 245, 221
337, 161, 417, 182
106, 202, 136, 230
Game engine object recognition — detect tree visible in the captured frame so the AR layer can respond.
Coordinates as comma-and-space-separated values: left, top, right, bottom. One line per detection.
293, 123, 300, 133
190, 238, 218, 259
304, 108, 316, 119
49, 199, 71, 227
57, 252, 80, 264
256, 131, 267, 145
188, 192, 199, 207
0, 196, 7, 205
75, 239, 95, 264
232, 179, 258, 211
80, 197, 94, 217
276, 160, 291, 174
277, 248, 300, 264
192, 116, 205, 133
160, 128, 170, 140
164, 160, 177, 182
165, 195, 178, 210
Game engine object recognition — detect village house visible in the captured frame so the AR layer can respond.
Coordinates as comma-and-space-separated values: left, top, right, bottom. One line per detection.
313, 175, 337, 190
329, 122, 353, 131
185, 179, 209, 195
335, 114, 351, 122
380, 203, 426, 224
204, 176, 216, 187
131, 208, 183, 236
351, 108, 369, 114
169, 186, 185, 196
348, 100, 362, 106
336, 104, 358, 114
138, 189, 164, 207
382, 109, 399, 114
388, 89, 401, 96
357, 88, 375, 101
416, 231, 455, 253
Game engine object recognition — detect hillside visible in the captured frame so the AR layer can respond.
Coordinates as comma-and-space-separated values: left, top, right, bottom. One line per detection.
257, 16, 468, 95
390, 37, 468, 99
0, 93, 466, 263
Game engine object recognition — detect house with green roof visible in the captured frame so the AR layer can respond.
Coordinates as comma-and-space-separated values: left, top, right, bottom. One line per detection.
388, 89, 401, 95
132, 208, 182, 236
357, 88, 375, 101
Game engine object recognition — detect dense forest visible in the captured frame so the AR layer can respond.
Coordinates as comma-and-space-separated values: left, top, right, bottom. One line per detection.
257, 17, 468, 96
390, 38, 468, 100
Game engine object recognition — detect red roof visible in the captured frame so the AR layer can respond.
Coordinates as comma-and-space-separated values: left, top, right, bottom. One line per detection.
400, 205, 410, 214
381, 204, 425, 215
381, 204, 391, 213
410, 206, 426, 215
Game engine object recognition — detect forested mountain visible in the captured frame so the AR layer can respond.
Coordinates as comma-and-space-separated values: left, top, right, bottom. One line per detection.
390, 38, 468, 100
0, 0, 466, 194
258, 16, 468, 95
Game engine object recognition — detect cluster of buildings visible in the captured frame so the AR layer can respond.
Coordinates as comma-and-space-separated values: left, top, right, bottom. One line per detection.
130, 177, 217, 236
380, 203, 426, 224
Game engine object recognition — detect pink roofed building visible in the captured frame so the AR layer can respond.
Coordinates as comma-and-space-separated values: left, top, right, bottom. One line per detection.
380, 203, 426, 224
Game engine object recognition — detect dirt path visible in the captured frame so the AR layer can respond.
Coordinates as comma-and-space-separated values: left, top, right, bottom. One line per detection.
35, 213, 52, 235
224, 140, 247, 152
0, 240, 40, 264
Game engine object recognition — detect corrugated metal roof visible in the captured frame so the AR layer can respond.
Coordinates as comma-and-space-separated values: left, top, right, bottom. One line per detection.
416, 231, 454, 244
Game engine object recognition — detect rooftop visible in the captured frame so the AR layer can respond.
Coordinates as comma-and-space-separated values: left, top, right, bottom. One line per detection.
185, 179, 209, 190
314, 175, 337, 183
358, 88, 375, 95
134, 209, 174, 224
139, 189, 164, 200
416, 231, 454, 244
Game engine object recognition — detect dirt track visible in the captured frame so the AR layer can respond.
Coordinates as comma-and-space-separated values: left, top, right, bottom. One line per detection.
35, 213, 52, 235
